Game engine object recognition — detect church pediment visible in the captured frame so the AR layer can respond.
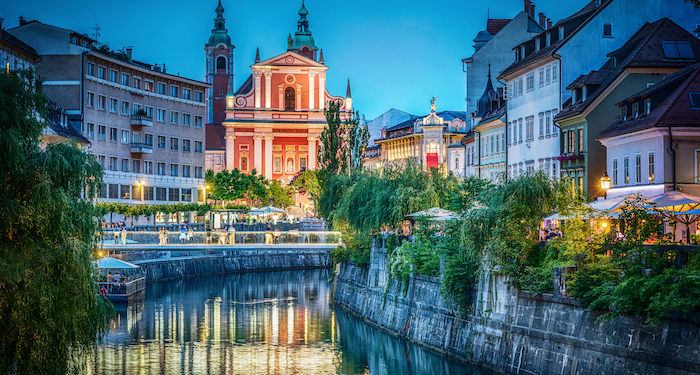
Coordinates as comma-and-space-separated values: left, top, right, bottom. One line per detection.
254, 51, 326, 68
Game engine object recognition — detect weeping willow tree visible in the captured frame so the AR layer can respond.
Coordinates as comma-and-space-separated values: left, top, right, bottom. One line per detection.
0, 70, 112, 374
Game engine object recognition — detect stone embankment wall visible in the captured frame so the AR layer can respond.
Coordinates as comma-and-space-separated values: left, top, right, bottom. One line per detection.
331, 244, 700, 375
135, 249, 331, 281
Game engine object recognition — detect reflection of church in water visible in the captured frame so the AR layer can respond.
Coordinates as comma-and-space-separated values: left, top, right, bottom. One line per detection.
205, 1, 354, 184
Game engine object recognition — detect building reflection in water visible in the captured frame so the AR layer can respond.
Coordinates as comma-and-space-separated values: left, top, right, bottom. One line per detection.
92, 269, 478, 375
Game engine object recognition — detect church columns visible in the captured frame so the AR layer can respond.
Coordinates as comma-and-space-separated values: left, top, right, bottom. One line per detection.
308, 72, 316, 110
225, 133, 236, 171
296, 84, 302, 111
253, 135, 263, 172
264, 72, 272, 109
254, 71, 263, 108
278, 86, 284, 110
318, 72, 326, 110
308, 136, 317, 170
264, 136, 274, 180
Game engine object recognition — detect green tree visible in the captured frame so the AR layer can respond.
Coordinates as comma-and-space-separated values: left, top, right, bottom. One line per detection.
0, 69, 112, 374
268, 180, 294, 209
318, 101, 369, 176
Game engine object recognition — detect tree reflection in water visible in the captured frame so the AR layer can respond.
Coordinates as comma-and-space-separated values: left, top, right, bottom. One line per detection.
92, 270, 479, 375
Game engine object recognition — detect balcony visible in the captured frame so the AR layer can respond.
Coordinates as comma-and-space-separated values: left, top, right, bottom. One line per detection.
130, 142, 153, 154
130, 114, 153, 127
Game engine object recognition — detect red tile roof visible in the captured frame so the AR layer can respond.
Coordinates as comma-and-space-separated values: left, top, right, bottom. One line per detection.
487, 19, 512, 36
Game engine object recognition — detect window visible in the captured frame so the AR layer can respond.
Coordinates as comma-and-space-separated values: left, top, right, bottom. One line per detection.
109, 69, 118, 83
144, 161, 153, 174
539, 68, 545, 88
195, 91, 203, 102
121, 158, 129, 172
99, 183, 107, 199
98, 125, 106, 140
157, 109, 166, 122
157, 82, 166, 95
87, 63, 94, 76
144, 106, 153, 118
632, 103, 639, 118
633, 154, 642, 184
169, 188, 180, 202
502, 133, 505, 151
559, 26, 564, 41
495, 134, 500, 153
97, 95, 106, 110
182, 165, 191, 177
170, 137, 179, 151
552, 161, 557, 179
195, 141, 203, 153
157, 162, 166, 176
661, 41, 694, 59
490, 136, 494, 154
87, 123, 95, 138
526, 73, 534, 92
538, 114, 544, 138
121, 73, 129, 86
645, 98, 651, 114
526, 118, 534, 141
578, 129, 584, 152
133, 77, 142, 89
274, 157, 282, 173
170, 86, 179, 97
121, 101, 130, 115
552, 63, 557, 83
648, 152, 655, 183
545, 66, 551, 85
183, 88, 191, 100
109, 184, 119, 199
690, 93, 700, 109
97, 155, 105, 168
215, 155, 222, 165
181, 188, 192, 202
194, 116, 203, 128
121, 130, 130, 144
144, 187, 154, 200
182, 139, 191, 152
109, 98, 118, 113
622, 106, 627, 120
86, 92, 95, 107
156, 187, 167, 201
624, 156, 629, 185
612, 158, 618, 186
144, 134, 153, 146
109, 127, 118, 142
567, 130, 575, 153
546, 32, 551, 46
157, 136, 166, 149
195, 166, 203, 178
518, 119, 523, 143
603, 23, 612, 37
216, 56, 226, 70
517, 78, 523, 96
170, 164, 178, 176
182, 113, 191, 126
507, 123, 511, 145
285, 87, 295, 110
170, 111, 179, 124
144, 80, 154, 92
97, 66, 105, 79
132, 160, 141, 174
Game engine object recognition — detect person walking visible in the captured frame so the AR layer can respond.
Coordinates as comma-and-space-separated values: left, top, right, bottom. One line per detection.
228, 225, 236, 245
120, 227, 127, 245
187, 228, 194, 244
179, 225, 187, 244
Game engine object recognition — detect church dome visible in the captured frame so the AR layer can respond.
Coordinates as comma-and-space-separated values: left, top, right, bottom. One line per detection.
473, 30, 492, 43
298, 1, 309, 16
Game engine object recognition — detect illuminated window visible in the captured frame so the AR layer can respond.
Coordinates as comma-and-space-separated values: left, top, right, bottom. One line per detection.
285, 87, 295, 110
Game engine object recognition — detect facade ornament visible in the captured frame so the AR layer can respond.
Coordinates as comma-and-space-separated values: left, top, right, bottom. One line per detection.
430, 96, 438, 113
287, 34, 293, 51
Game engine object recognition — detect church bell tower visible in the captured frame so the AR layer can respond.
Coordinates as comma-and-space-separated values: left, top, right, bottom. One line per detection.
205, 0, 235, 126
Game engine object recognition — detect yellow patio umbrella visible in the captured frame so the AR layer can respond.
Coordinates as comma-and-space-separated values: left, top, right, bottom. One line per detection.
645, 191, 700, 243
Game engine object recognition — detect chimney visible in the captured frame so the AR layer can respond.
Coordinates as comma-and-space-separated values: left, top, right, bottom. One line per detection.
547, 18, 552, 30
539, 12, 546, 28
524, 0, 531, 14
162, 64, 166, 73
530, 2, 536, 17
19, 16, 27, 26
125, 46, 133, 62
0, 18, 4, 30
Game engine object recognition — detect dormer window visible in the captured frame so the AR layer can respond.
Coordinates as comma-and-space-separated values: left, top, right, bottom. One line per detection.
559, 26, 565, 41
690, 93, 700, 109
546, 32, 551, 46
520, 46, 525, 59
515, 50, 520, 62
535, 37, 540, 52
644, 98, 651, 114
622, 106, 627, 120
632, 102, 639, 118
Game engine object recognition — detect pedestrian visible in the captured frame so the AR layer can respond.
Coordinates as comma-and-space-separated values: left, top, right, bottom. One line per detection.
187, 228, 194, 244
273, 227, 281, 244
179, 225, 187, 244
120, 227, 127, 244
228, 225, 236, 245
206, 226, 213, 244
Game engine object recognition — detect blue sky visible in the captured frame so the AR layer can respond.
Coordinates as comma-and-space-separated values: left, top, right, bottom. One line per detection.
4, 0, 586, 120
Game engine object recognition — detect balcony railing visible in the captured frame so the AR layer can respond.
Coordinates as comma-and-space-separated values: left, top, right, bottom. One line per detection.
130, 114, 153, 126
130, 142, 153, 154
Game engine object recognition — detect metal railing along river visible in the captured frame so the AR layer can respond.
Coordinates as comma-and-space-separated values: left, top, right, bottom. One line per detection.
101, 230, 342, 247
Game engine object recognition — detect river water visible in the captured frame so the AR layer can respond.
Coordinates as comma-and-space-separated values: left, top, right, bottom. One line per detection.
92, 269, 485, 375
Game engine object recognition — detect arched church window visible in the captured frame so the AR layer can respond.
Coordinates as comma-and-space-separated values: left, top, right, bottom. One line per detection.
285, 87, 295, 110
240, 156, 248, 171
216, 56, 226, 71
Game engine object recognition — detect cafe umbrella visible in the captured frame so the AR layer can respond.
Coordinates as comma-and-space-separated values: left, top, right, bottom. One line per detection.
645, 191, 700, 243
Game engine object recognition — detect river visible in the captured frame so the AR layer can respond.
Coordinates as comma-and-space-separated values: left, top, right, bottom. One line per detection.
92, 269, 486, 374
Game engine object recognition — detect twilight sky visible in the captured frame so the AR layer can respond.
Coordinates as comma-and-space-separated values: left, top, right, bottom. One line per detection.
3, 0, 586, 120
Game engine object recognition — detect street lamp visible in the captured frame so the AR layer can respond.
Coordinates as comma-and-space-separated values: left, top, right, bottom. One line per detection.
600, 172, 611, 199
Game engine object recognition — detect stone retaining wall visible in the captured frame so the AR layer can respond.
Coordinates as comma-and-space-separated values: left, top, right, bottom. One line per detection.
135, 249, 331, 281
331, 249, 700, 375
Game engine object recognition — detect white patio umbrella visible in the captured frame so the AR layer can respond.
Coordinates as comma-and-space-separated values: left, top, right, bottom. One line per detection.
645, 191, 700, 243
248, 205, 286, 215
93, 257, 140, 269
405, 207, 457, 221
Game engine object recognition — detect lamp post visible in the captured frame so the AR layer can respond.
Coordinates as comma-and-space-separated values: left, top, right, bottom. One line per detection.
600, 172, 611, 199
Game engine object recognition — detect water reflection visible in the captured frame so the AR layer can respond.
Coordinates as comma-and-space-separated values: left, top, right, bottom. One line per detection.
94, 270, 479, 375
